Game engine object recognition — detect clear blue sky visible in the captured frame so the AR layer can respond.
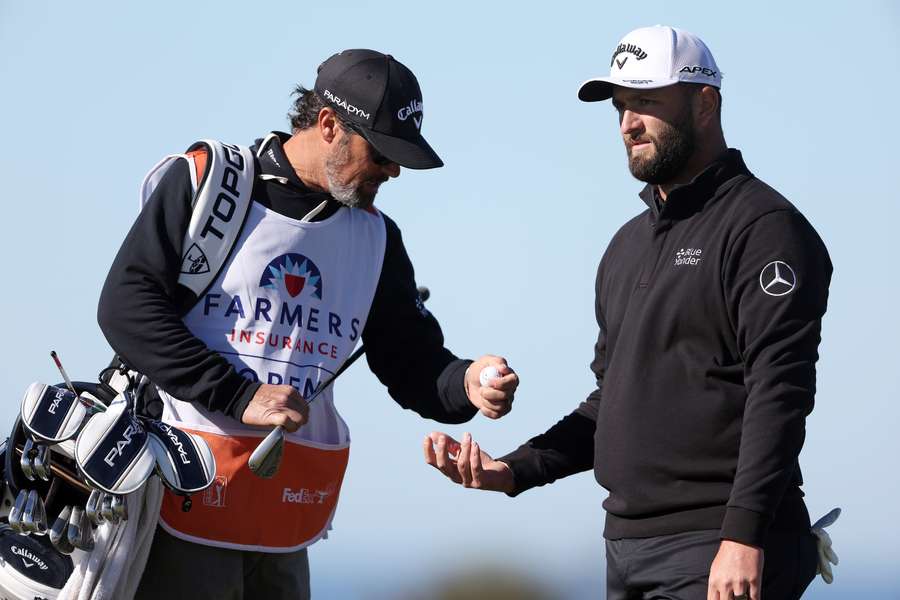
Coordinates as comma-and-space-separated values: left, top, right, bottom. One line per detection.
1, 1, 898, 598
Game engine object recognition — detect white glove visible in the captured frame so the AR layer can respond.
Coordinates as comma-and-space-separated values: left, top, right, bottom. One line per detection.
810, 507, 841, 584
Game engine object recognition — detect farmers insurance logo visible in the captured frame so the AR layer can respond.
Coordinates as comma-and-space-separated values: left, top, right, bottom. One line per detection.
260, 253, 323, 300
759, 261, 796, 296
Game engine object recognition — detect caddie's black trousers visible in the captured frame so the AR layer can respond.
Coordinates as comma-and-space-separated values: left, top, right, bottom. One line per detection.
606, 529, 818, 600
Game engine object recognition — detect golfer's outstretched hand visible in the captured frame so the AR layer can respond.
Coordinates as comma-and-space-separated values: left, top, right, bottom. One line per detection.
423, 431, 514, 493
464, 356, 519, 419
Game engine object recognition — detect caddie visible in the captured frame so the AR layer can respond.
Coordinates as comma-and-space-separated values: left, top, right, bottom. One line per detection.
97, 49, 519, 599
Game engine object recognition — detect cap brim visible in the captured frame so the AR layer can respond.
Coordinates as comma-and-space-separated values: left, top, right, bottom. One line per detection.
360, 129, 444, 170
577, 77, 680, 102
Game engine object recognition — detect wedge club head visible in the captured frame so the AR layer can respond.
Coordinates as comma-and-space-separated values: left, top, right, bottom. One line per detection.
9, 489, 28, 533
247, 425, 284, 479
50, 506, 75, 554
85, 489, 103, 526
20, 438, 36, 481
33, 444, 51, 482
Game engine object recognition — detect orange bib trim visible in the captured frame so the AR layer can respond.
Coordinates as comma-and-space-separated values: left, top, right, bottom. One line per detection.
159, 428, 349, 552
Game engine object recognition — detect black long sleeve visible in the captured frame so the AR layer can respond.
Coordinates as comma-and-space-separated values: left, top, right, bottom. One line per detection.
362, 215, 475, 424
498, 265, 606, 492
718, 210, 831, 543
97, 160, 260, 419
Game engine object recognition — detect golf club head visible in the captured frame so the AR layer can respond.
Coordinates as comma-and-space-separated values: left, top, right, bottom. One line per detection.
248, 425, 284, 479
8, 490, 27, 534
111, 494, 127, 522
20, 438, 35, 482
66, 507, 93, 551
20, 382, 91, 444
22, 490, 47, 535
49, 506, 74, 554
33, 444, 51, 482
21, 489, 39, 535
74, 400, 155, 495
85, 490, 103, 527
100, 494, 114, 523
145, 419, 217, 494
31, 491, 47, 535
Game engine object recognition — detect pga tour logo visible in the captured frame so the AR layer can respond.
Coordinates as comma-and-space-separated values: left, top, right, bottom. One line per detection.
674, 247, 703, 266
202, 475, 228, 508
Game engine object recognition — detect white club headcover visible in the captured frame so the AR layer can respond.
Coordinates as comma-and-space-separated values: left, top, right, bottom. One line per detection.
74, 401, 155, 495
21, 383, 89, 443
144, 420, 216, 494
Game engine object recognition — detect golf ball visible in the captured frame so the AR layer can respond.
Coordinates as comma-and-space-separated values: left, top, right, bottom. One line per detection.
479, 366, 501, 387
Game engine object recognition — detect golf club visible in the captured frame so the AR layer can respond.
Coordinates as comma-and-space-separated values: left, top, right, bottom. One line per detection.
20, 437, 36, 481
100, 494, 115, 523
85, 489, 103, 526
33, 444, 51, 482
67, 506, 93, 551
111, 494, 128, 522
49, 506, 75, 554
51, 351, 107, 413
248, 286, 430, 479
8, 490, 27, 533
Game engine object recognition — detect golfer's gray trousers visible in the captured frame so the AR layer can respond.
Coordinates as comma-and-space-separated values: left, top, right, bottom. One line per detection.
135, 526, 311, 599
606, 529, 818, 599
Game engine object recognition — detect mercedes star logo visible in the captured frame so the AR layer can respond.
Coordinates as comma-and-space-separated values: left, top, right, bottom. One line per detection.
759, 261, 797, 297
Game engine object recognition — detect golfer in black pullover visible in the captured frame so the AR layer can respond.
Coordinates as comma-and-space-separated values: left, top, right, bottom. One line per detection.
424, 26, 832, 600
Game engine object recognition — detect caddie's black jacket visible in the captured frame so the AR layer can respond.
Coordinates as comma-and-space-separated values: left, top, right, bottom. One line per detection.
97, 132, 474, 425
500, 150, 832, 547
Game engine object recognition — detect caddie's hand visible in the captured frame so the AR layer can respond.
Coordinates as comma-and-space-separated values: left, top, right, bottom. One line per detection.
465, 355, 518, 419
241, 384, 309, 433
423, 431, 514, 494
707, 540, 764, 600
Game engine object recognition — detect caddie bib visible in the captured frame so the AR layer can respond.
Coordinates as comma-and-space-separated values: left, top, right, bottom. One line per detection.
158, 199, 386, 552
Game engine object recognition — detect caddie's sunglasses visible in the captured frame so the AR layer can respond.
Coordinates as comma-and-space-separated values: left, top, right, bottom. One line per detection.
344, 122, 394, 166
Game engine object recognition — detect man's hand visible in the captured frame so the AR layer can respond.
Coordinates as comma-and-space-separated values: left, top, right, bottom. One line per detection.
423, 431, 514, 494
241, 384, 309, 433
707, 540, 764, 600
465, 356, 518, 419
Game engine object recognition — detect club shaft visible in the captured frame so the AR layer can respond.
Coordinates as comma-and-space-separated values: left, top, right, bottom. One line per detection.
51, 351, 78, 397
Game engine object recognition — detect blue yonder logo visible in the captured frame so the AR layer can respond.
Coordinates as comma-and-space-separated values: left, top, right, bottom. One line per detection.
259, 254, 323, 300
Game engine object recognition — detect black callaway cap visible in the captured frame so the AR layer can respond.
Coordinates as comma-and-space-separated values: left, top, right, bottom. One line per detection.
314, 49, 443, 170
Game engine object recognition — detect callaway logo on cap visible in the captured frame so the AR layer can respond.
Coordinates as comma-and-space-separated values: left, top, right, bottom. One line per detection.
314, 49, 443, 170
578, 25, 722, 102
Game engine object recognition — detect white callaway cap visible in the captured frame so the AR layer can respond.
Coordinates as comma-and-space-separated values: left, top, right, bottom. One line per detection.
578, 25, 722, 102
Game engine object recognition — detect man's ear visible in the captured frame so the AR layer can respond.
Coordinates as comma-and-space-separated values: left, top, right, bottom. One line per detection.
694, 85, 720, 127
318, 107, 339, 144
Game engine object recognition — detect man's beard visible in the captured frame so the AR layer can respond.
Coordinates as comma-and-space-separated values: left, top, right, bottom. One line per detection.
324, 136, 380, 209
627, 106, 695, 184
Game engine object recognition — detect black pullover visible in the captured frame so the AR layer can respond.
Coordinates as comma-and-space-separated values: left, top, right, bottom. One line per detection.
500, 150, 832, 547
97, 132, 475, 425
